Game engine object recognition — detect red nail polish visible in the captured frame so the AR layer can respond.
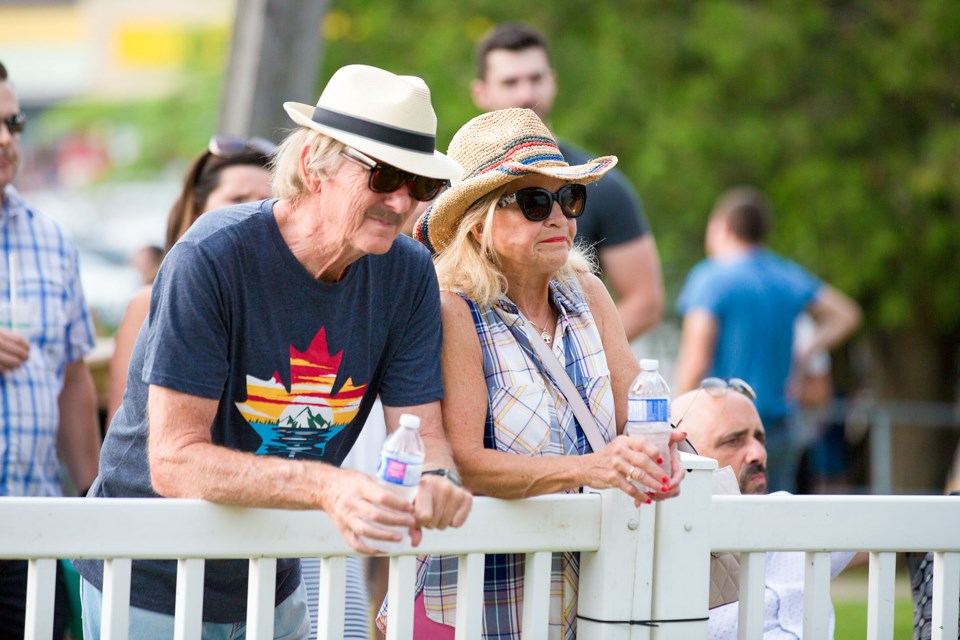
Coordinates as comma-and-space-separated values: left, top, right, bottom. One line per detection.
662, 485, 669, 492
646, 497, 652, 504
661, 476, 669, 483
657, 457, 663, 465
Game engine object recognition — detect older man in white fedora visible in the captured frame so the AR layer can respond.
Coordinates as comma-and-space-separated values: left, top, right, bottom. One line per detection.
75, 64, 473, 638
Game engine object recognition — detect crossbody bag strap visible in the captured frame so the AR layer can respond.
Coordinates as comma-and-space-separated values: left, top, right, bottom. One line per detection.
523, 320, 608, 453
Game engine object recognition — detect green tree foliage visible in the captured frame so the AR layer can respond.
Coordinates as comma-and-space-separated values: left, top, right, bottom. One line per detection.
321, 0, 960, 396
40, 1, 959, 395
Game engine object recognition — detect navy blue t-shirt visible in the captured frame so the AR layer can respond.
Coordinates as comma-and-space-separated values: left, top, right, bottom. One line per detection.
75, 199, 443, 621
559, 141, 651, 255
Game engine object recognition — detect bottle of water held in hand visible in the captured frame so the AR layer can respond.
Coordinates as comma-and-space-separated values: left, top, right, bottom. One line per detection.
367, 413, 424, 553
626, 358, 672, 480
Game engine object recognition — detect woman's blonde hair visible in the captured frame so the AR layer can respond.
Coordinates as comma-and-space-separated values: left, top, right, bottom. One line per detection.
433, 185, 595, 306
270, 128, 345, 204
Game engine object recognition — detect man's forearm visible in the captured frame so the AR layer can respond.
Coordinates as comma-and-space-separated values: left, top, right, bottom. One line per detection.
57, 361, 101, 493
617, 292, 663, 341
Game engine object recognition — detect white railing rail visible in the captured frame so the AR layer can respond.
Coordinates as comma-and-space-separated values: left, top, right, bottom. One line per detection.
2, 454, 960, 640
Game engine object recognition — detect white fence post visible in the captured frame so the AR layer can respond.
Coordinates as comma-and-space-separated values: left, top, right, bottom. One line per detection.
24, 558, 56, 640
101, 557, 132, 640
246, 557, 277, 640
933, 552, 960, 640
578, 487, 649, 640
173, 557, 205, 640
650, 454, 716, 639
866, 551, 896, 640
802, 552, 832, 638
578, 453, 715, 640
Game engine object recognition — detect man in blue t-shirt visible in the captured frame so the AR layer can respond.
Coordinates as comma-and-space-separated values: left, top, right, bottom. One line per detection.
75, 64, 473, 637
470, 23, 665, 340
675, 186, 861, 492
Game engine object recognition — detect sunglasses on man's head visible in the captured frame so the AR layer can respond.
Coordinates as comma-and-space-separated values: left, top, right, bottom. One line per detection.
340, 147, 449, 202
674, 377, 758, 432
1, 112, 26, 135
496, 184, 587, 222
208, 135, 276, 158
700, 377, 757, 401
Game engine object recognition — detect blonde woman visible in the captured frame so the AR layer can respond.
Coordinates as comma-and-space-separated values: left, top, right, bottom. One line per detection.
382, 108, 686, 639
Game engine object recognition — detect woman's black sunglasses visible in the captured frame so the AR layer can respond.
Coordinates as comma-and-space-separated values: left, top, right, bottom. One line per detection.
496, 184, 587, 222
340, 147, 449, 202
1, 112, 27, 135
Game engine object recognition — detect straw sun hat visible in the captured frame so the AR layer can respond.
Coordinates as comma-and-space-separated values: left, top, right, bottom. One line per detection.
414, 108, 617, 254
284, 64, 461, 180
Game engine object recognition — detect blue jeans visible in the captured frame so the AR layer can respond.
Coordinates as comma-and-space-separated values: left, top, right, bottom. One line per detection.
80, 576, 310, 639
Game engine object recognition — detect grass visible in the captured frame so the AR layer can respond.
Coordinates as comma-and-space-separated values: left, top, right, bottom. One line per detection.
833, 600, 914, 638
832, 563, 914, 638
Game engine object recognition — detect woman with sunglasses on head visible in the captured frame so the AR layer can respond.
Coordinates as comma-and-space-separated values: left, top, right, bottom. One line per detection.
383, 109, 687, 639
106, 136, 274, 423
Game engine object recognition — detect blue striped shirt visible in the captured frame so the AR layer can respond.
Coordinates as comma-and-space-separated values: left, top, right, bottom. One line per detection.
1, 185, 95, 497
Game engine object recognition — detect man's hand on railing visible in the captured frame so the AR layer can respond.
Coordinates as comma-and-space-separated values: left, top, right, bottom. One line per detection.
323, 467, 420, 554
412, 472, 473, 535
322, 467, 473, 554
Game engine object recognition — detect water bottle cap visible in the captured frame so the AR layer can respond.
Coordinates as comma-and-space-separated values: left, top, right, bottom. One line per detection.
399, 413, 421, 430
639, 358, 659, 371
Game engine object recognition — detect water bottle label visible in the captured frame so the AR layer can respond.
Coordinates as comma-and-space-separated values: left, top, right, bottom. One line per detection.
377, 453, 423, 487
628, 397, 669, 423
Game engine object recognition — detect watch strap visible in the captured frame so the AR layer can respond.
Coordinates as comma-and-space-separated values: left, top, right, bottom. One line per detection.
422, 468, 463, 487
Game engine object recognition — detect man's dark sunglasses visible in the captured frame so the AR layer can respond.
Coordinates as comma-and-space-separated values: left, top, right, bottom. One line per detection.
340, 147, 448, 202
1, 112, 26, 135
208, 134, 276, 158
496, 184, 587, 222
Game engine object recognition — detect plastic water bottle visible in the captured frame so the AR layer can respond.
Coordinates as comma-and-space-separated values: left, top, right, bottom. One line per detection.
626, 358, 672, 480
364, 413, 424, 553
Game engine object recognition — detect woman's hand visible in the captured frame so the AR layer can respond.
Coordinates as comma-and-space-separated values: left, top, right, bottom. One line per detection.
579, 433, 675, 504
645, 430, 688, 502
580, 429, 688, 506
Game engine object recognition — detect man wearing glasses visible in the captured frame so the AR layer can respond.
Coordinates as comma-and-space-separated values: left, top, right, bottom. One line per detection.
673, 378, 857, 638
0, 61, 101, 638
75, 64, 473, 637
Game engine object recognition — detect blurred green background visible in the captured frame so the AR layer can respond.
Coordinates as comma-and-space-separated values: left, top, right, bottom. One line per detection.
27, 1, 960, 396
4, 2, 959, 474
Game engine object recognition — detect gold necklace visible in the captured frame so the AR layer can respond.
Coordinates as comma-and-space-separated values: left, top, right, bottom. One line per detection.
528, 316, 553, 345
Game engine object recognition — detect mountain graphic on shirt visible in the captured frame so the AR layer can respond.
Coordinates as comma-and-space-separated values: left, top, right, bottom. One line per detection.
236, 326, 367, 459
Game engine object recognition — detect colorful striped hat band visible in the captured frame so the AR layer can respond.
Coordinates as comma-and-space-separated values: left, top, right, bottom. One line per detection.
414, 108, 617, 255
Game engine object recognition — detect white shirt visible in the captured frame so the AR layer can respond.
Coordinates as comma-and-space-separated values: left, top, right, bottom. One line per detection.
708, 550, 856, 639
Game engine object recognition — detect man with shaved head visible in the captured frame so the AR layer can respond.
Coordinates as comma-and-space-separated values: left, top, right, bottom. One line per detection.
672, 378, 768, 495
673, 378, 857, 639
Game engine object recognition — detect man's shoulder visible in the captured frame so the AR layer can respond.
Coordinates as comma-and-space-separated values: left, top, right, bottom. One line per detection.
179, 199, 272, 247
752, 249, 820, 287
558, 140, 637, 198
3, 185, 77, 245
374, 233, 434, 271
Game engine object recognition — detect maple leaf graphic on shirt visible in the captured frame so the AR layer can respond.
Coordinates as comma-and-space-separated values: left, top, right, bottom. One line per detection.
235, 327, 366, 458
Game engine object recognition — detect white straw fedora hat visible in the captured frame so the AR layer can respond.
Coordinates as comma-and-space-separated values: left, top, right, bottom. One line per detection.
414, 108, 617, 254
284, 64, 462, 180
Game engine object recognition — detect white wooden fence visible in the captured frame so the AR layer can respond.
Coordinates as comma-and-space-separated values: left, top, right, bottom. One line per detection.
3, 454, 960, 640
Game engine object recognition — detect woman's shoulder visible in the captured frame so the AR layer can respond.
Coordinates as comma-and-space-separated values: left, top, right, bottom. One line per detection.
439, 289, 474, 319
558, 271, 607, 308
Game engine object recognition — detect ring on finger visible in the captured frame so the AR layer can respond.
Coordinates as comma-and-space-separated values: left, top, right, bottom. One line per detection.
628, 465, 637, 480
